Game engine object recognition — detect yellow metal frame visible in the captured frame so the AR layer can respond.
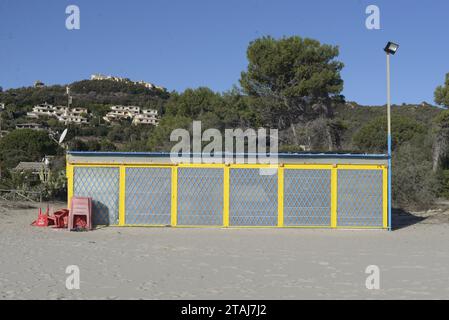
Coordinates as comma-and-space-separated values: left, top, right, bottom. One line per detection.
66, 161, 388, 230
223, 165, 230, 227
277, 166, 284, 227
66, 163, 74, 208
335, 165, 387, 229
171, 166, 178, 226
336, 164, 385, 170
331, 165, 338, 228
119, 166, 126, 226
382, 166, 388, 229
284, 164, 333, 170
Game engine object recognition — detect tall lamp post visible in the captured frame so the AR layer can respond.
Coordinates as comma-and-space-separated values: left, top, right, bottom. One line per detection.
384, 41, 399, 231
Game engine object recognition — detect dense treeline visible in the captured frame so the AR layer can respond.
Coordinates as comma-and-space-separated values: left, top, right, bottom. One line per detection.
1, 35, 449, 209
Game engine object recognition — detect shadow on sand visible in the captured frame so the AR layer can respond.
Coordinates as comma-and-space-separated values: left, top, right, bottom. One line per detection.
392, 208, 426, 230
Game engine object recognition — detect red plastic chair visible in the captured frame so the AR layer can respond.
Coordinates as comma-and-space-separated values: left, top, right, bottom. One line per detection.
69, 197, 92, 231
31, 205, 55, 227
53, 209, 69, 228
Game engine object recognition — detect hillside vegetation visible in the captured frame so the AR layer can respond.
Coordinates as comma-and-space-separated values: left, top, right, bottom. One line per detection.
1, 35, 449, 210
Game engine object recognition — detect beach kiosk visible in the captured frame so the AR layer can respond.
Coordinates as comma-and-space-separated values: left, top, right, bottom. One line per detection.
66, 152, 389, 229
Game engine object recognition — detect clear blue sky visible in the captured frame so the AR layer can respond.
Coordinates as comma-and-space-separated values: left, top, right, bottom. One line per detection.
1, 0, 448, 105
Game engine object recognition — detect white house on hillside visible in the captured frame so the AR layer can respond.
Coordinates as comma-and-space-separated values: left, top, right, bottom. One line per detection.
132, 109, 159, 126
27, 103, 89, 124
103, 105, 159, 125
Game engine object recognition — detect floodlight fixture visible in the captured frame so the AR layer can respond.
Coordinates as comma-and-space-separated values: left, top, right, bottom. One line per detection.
384, 41, 399, 55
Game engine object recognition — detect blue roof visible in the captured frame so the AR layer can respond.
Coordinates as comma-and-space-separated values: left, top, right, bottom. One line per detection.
67, 151, 389, 159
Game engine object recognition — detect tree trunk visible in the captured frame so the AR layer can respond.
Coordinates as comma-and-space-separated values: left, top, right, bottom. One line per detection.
432, 139, 442, 173
326, 124, 333, 151
290, 122, 299, 145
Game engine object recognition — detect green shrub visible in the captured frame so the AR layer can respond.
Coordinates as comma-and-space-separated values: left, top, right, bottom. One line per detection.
353, 115, 426, 153
392, 142, 437, 210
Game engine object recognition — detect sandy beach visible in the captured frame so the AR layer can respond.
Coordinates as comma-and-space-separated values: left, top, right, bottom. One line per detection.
1, 200, 449, 300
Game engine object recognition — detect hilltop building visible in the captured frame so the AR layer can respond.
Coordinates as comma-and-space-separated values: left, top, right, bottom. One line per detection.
34, 80, 45, 88
90, 74, 165, 91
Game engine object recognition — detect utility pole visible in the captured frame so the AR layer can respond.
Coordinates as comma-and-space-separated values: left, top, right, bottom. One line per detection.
66, 86, 72, 109
384, 41, 399, 231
